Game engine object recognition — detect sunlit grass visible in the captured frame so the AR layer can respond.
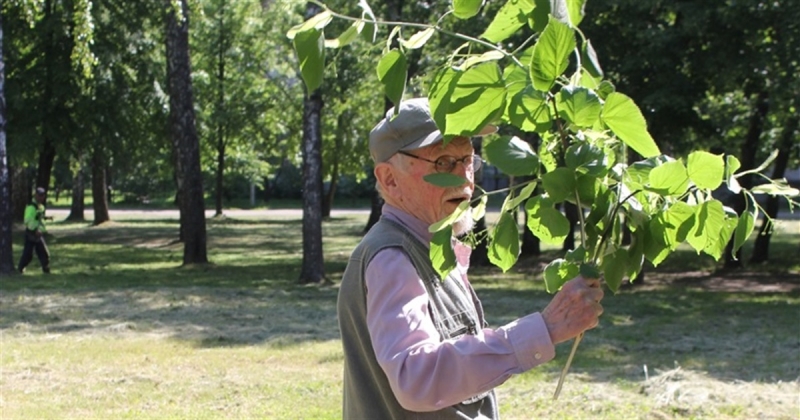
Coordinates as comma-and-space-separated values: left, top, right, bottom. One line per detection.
1, 212, 798, 419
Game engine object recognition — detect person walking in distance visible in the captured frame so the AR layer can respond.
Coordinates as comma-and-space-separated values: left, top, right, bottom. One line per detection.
18, 187, 51, 274
337, 98, 604, 419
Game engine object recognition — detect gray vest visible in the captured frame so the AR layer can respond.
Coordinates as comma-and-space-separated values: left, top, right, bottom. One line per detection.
338, 219, 498, 419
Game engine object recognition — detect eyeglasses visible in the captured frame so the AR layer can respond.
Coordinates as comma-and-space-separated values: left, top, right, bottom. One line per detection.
398, 151, 483, 173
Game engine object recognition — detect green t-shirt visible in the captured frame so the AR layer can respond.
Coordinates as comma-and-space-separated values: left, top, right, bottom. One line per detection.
24, 201, 47, 233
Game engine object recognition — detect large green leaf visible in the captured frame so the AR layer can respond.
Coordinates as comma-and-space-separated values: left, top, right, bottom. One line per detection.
453, 0, 483, 19
687, 151, 724, 190
581, 39, 603, 79
602, 248, 627, 293
401, 27, 436, 50
458, 51, 505, 72
601, 92, 660, 158
541, 167, 575, 203
705, 210, 738, 261
726, 155, 743, 193
430, 227, 456, 279
324, 21, 362, 48
293, 29, 325, 92
429, 200, 471, 233
565, 143, 607, 176
530, 17, 575, 92
543, 258, 579, 293
648, 160, 689, 196
286, 10, 333, 40
525, 196, 571, 244
484, 136, 540, 176
686, 199, 725, 254
659, 201, 695, 249
566, 0, 587, 27
376, 50, 407, 112
488, 211, 520, 272
504, 181, 538, 212
429, 67, 460, 136
643, 220, 671, 266
505, 86, 552, 132
480, 0, 534, 43
626, 228, 646, 282
433, 63, 506, 138
645, 201, 695, 266
732, 206, 755, 255
556, 86, 602, 128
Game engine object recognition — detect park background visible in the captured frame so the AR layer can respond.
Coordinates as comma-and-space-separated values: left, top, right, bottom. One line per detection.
1, 0, 799, 418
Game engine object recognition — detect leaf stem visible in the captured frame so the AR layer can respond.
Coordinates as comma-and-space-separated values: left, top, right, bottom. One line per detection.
320, 7, 525, 68
553, 332, 583, 400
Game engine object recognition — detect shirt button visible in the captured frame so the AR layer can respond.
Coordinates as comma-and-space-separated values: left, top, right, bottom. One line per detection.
534, 353, 542, 360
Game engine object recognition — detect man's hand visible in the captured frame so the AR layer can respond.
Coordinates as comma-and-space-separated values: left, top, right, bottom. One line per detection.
541, 276, 604, 345
35, 230, 43, 238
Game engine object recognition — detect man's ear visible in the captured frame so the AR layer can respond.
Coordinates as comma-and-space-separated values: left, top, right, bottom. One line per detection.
375, 162, 399, 198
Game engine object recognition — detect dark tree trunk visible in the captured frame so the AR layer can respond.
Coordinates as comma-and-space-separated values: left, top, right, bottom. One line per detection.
66, 162, 85, 221
215, 141, 224, 217
166, 0, 208, 265
214, 17, 226, 218
11, 166, 28, 221
322, 162, 338, 219
364, 96, 398, 232
470, 216, 491, 266
562, 202, 579, 251
750, 112, 798, 263
364, 187, 383, 233
299, 85, 325, 284
0, 13, 15, 275
91, 149, 110, 225
36, 140, 56, 192
724, 90, 769, 268
521, 207, 541, 257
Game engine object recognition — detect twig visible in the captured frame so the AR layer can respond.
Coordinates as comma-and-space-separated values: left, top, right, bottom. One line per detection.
553, 332, 583, 400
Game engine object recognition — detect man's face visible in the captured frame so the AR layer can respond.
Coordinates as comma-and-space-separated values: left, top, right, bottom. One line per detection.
35, 193, 45, 204
387, 137, 476, 228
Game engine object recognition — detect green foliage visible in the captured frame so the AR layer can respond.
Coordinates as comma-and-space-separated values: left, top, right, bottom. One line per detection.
287, 0, 799, 295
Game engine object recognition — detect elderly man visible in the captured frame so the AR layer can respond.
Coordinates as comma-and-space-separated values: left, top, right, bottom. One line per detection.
337, 98, 604, 419
18, 187, 51, 274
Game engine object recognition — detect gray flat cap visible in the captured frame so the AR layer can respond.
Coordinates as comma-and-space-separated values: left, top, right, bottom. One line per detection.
368, 98, 496, 163
35, 187, 46, 195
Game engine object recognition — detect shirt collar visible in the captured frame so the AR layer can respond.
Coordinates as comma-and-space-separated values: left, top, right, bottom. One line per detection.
380, 203, 472, 267
381, 203, 432, 245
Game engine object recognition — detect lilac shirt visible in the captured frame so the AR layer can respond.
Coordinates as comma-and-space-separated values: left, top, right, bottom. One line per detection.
365, 204, 556, 412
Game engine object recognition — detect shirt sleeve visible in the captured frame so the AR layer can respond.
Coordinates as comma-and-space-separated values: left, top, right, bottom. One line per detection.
365, 248, 555, 412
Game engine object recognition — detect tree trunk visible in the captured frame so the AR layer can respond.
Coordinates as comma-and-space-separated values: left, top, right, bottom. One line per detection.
214, 18, 226, 218
0, 13, 15, 275
299, 85, 326, 284
750, 112, 798, 263
562, 202, 579, 251
166, 0, 208, 265
724, 90, 769, 268
36, 0, 58, 193
215, 141, 224, 217
91, 149, 110, 225
364, 96, 396, 232
322, 162, 338, 219
11, 166, 28, 221
66, 162, 85, 221
364, 187, 383, 233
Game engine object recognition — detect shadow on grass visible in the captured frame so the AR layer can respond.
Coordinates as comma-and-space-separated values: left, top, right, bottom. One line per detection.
473, 279, 800, 385
2, 215, 798, 386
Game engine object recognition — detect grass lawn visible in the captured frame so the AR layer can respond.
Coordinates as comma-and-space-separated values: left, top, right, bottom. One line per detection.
1, 211, 798, 419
